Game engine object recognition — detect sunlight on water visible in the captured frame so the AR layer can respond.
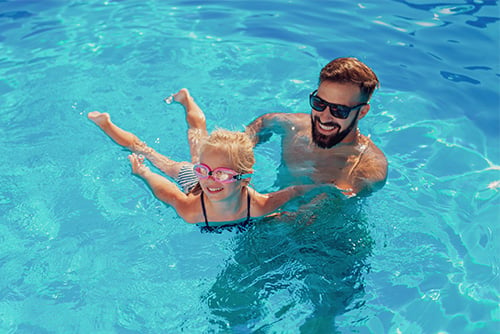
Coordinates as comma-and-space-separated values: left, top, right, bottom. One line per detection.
0, 0, 498, 333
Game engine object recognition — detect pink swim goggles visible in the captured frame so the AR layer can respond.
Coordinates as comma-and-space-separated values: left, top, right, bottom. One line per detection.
193, 163, 252, 184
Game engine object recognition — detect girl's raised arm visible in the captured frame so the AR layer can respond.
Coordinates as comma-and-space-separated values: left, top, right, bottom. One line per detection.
128, 153, 188, 207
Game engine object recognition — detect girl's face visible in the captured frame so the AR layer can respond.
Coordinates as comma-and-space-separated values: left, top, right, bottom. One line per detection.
197, 147, 245, 200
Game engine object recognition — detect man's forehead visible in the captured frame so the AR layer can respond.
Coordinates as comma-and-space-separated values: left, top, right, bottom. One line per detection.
317, 81, 362, 104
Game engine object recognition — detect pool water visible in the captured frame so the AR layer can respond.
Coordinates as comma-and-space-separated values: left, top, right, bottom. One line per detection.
1, 0, 498, 333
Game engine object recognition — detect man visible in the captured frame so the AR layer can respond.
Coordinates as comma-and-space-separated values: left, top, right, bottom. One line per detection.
246, 57, 388, 197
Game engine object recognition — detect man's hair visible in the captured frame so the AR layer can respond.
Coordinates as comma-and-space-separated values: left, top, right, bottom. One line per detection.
200, 129, 255, 175
319, 57, 380, 102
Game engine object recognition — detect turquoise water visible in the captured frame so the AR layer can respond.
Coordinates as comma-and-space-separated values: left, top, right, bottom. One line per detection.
1, 0, 499, 333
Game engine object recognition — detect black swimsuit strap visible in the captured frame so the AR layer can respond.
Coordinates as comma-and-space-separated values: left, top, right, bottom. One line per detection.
245, 189, 251, 223
200, 192, 209, 227
200, 189, 251, 227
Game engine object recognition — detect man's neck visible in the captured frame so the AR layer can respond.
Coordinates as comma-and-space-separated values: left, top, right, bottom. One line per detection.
337, 128, 361, 147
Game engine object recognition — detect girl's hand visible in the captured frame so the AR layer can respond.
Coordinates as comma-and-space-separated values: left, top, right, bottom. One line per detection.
128, 153, 150, 177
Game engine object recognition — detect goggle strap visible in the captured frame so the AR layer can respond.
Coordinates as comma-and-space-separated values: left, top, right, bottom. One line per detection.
235, 173, 253, 180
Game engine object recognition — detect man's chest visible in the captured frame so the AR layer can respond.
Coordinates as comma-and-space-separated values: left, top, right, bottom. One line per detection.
280, 134, 358, 182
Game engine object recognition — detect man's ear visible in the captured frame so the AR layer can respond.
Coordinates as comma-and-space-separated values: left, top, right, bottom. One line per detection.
357, 104, 370, 121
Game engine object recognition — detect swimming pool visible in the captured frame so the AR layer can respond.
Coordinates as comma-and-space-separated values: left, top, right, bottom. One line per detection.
1, 0, 498, 332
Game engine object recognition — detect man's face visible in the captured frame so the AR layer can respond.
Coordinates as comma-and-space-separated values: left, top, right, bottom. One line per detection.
310, 81, 367, 149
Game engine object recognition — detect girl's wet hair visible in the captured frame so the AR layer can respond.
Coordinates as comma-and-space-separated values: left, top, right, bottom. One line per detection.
200, 129, 255, 175
189, 129, 255, 194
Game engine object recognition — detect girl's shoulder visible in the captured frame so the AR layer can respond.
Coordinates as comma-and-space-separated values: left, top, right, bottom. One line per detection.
176, 193, 204, 224
247, 187, 281, 217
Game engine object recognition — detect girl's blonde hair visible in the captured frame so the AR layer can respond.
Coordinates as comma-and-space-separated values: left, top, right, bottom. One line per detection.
200, 129, 255, 174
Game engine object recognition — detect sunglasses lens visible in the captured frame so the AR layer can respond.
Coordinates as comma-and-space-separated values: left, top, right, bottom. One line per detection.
329, 105, 349, 119
310, 96, 327, 111
310, 91, 364, 119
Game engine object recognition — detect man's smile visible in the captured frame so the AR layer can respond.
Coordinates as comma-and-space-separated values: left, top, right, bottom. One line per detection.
316, 119, 339, 134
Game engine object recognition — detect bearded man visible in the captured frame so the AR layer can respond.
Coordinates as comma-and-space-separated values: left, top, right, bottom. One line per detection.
246, 57, 388, 197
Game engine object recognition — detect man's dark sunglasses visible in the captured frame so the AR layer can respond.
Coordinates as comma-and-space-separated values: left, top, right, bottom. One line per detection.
309, 90, 367, 119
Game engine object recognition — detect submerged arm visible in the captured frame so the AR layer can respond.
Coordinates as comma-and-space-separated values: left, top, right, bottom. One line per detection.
348, 167, 387, 197
254, 184, 320, 216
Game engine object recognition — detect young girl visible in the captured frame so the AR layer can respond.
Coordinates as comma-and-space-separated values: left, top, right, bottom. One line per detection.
88, 89, 312, 228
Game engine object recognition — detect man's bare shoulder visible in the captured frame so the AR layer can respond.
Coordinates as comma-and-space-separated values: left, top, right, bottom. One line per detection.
264, 112, 310, 129
279, 112, 309, 121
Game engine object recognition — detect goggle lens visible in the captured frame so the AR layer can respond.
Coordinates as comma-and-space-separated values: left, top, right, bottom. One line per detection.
193, 164, 251, 184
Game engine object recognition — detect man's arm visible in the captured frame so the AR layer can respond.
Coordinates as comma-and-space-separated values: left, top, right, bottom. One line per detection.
245, 113, 287, 146
251, 184, 330, 216
347, 147, 388, 197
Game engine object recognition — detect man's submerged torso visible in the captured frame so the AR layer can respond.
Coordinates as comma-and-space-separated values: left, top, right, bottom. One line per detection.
278, 121, 377, 187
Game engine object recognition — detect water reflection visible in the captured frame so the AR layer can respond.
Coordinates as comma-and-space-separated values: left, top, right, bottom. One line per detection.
204, 194, 374, 332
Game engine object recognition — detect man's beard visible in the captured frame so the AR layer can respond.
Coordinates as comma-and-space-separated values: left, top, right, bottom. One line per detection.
310, 112, 359, 149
